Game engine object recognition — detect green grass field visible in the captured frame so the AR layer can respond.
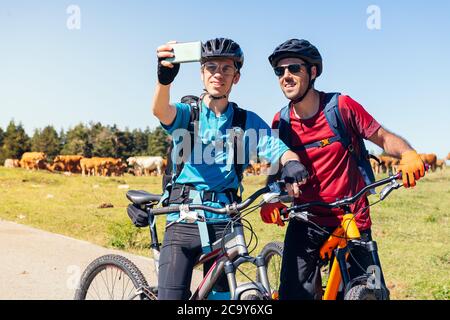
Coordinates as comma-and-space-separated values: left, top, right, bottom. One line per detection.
0, 167, 449, 299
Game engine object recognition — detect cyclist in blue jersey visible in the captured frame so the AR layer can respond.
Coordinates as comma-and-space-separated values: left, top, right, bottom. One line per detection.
152, 38, 308, 300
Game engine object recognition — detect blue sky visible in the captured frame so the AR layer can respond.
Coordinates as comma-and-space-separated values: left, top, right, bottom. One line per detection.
1, 1, 449, 158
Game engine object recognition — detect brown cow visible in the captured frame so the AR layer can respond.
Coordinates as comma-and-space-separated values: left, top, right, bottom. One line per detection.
419, 153, 437, 172
80, 157, 106, 176
53, 155, 83, 173
378, 155, 400, 174
244, 165, 255, 176
20, 152, 47, 170
436, 159, 446, 171
447, 153, 450, 161
245, 161, 261, 176
370, 158, 381, 175
113, 162, 128, 176
99, 158, 124, 176
260, 161, 271, 176
49, 161, 66, 172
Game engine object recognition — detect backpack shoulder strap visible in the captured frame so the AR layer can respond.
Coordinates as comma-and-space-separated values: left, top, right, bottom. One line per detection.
230, 103, 247, 184
187, 102, 200, 131
174, 96, 201, 179
323, 92, 375, 186
322, 92, 352, 150
278, 104, 291, 146
230, 102, 247, 130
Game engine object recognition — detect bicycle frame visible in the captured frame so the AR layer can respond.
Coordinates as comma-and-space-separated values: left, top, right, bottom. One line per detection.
146, 211, 272, 300
319, 213, 387, 300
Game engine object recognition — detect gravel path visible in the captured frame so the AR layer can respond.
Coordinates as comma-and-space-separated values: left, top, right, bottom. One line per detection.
0, 219, 201, 300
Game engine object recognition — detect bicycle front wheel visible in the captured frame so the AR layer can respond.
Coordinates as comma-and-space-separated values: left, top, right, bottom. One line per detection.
257, 241, 283, 297
344, 284, 385, 300
74, 254, 153, 300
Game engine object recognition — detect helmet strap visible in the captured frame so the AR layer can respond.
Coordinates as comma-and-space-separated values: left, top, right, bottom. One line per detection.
210, 94, 227, 100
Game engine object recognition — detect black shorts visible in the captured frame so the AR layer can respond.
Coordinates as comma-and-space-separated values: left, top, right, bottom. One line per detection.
157, 222, 230, 300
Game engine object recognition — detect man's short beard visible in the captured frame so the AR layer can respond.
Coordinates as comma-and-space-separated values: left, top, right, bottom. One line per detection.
285, 87, 306, 101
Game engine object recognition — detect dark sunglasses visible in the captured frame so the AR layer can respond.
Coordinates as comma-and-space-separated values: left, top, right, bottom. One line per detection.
273, 63, 306, 77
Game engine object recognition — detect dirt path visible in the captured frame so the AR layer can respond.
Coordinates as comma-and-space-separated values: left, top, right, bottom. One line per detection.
0, 219, 201, 300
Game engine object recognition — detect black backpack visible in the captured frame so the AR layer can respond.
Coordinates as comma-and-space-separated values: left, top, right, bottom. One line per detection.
162, 95, 247, 192
278, 92, 376, 187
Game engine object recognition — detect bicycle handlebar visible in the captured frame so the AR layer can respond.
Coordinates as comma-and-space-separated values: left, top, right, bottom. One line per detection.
284, 173, 401, 213
148, 163, 428, 217
285, 163, 429, 214
149, 184, 274, 216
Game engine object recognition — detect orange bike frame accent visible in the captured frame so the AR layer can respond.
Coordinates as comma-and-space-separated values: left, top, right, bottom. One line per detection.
320, 214, 361, 300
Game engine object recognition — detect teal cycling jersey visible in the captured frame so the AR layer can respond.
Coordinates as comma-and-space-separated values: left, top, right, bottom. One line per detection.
161, 101, 289, 223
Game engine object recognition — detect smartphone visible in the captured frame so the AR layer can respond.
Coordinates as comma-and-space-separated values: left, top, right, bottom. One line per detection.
165, 41, 202, 64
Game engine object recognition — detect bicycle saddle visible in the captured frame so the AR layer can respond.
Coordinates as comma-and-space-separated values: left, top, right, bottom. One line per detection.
126, 190, 162, 205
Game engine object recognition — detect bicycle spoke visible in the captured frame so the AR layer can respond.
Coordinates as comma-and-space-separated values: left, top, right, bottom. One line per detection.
126, 278, 138, 299
99, 269, 114, 299
122, 275, 132, 299
121, 270, 126, 300
89, 273, 102, 299
273, 256, 281, 287
111, 267, 120, 300
86, 286, 99, 300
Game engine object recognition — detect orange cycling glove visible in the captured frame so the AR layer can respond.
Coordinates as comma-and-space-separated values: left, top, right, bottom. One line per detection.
260, 202, 288, 227
397, 150, 425, 188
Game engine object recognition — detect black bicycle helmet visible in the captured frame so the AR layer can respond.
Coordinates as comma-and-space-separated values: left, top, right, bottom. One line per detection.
268, 39, 322, 77
201, 38, 244, 70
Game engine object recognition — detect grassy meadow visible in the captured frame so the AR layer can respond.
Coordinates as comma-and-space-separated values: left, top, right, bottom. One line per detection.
0, 166, 448, 299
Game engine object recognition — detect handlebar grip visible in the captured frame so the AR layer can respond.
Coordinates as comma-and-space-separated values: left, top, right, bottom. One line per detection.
396, 163, 430, 180
149, 206, 180, 215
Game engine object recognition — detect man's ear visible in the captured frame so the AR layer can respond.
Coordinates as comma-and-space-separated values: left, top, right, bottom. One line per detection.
310, 65, 317, 81
233, 72, 241, 84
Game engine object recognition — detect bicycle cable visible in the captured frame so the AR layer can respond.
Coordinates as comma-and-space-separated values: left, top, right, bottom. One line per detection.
218, 200, 263, 257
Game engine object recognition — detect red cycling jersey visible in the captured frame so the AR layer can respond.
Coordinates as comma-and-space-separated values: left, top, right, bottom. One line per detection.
272, 92, 381, 230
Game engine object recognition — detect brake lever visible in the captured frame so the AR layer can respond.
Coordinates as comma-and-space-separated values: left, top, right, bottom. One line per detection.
280, 209, 309, 222
379, 180, 402, 201
165, 205, 205, 230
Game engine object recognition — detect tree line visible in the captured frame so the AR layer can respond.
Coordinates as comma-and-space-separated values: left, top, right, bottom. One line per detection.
0, 120, 170, 165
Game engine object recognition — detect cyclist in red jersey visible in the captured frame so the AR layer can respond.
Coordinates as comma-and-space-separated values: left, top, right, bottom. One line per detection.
260, 39, 425, 300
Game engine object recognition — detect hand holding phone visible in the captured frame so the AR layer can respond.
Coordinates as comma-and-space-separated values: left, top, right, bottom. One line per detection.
156, 41, 201, 85
164, 41, 202, 64
157, 41, 180, 85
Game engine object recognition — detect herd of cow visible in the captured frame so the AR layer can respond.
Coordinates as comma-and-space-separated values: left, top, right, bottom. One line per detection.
3, 152, 168, 177
371, 153, 448, 175
3, 151, 449, 177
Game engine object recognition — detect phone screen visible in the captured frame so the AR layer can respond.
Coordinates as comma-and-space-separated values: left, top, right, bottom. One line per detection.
165, 41, 202, 64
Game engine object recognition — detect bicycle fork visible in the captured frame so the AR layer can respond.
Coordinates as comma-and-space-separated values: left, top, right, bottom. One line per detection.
323, 240, 388, 300
224, 255, 272, 300
222, 224, 272, 300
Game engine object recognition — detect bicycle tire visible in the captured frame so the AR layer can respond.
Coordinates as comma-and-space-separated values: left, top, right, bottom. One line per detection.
74, 254, 153, 300
256, 241, 284, 296
242, 294, 263, 300
344, 284, 384, 300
